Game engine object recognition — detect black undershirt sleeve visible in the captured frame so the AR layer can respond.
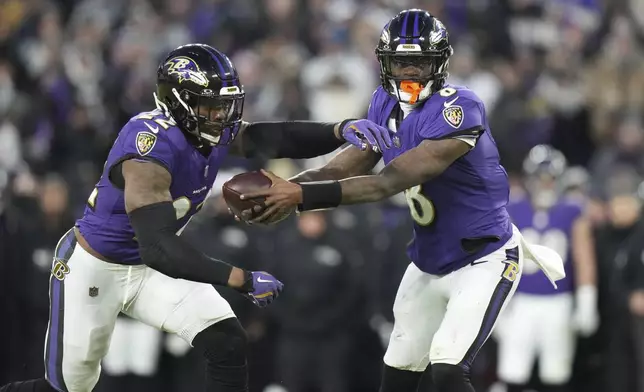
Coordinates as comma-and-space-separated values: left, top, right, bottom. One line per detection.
128, 201, 248, 289
241, 121, 346, 159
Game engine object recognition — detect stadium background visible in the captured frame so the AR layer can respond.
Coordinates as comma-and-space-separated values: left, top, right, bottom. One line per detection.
2, 0, 644, 391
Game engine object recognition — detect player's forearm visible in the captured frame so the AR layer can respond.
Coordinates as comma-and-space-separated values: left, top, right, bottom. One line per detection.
290, 168, 343, 183
338, 175, 399, 204
298, 163, 427, 210
240, 121, 345, 159
129, 202, 251, 290
572, 217, 597, 287
290, 145, 382, 183
298, 173, 407, 211
338, 159, 435, 204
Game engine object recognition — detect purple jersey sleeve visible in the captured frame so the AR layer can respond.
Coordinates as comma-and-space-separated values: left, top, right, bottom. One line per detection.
418, 96, 484, 143
366, 88, 381, 123
118, 121, 177, 173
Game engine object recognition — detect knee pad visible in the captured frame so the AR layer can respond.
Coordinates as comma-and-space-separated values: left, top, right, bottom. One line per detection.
193, 317, 248, 366
432, 363, 472, 392
0, 378, 57, 392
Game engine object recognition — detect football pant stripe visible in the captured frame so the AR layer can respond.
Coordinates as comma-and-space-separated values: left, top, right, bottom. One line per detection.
458, 246, 519, 374
45, 229, 76, 392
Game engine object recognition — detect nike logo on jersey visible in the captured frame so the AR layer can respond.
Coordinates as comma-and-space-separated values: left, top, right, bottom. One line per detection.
470, 259, 489, 266
444, 97, 459, 108
257, 276, 272, 283
144, 122, 159, 134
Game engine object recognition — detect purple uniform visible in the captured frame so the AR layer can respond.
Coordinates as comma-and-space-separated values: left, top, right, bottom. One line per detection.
76, 108, 227, 264
368, 85, 512, 275
508, 196, 581, 294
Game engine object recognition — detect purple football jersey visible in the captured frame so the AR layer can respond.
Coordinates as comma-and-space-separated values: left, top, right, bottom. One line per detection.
369, 85, 512, 275
76, 108, 228, 264
508, 196, 582, 294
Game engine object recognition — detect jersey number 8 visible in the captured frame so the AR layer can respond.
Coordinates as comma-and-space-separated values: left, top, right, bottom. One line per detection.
404, 185, 435, 226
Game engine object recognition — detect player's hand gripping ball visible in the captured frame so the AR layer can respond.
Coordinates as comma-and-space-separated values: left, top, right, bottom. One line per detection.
222, 171, 272, 221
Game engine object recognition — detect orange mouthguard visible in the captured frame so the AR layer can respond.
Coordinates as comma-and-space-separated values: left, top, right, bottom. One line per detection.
399, 81, 424, 104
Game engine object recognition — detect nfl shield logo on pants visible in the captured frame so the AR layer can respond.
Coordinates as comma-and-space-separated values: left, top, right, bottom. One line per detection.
89, 287, 99, 297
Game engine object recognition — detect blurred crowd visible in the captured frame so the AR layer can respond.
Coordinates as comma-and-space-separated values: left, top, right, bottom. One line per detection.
2, 0, 644, 391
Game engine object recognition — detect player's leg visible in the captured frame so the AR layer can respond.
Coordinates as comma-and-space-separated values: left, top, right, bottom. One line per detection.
380, 262, 448, 392
538, 294, 575, 392
496, 293, 540, 392
124, 267, 245, 392
429, 243, 523, 392
2, 230, 123, 392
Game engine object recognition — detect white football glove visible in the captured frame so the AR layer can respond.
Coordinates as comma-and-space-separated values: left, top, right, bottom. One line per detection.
572, 285, 599, 337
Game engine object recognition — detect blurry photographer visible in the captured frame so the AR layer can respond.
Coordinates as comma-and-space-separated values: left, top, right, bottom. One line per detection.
594, 168, 644, 392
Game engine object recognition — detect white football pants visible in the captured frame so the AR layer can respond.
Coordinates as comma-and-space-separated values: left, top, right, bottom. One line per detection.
496, 292, 575, 385
384, 228, 524, 373
44, 229, 235, 392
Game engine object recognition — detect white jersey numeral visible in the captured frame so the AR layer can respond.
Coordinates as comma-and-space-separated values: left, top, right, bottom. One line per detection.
405, 185, 436, 226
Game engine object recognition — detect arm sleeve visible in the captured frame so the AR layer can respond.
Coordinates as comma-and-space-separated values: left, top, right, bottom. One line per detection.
242, 121, 345, 159
129, 202, 242, 288
418, 97, 485, 147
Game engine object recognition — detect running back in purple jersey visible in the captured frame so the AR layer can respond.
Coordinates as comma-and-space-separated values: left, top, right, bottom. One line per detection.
508, 195, 582, 294
76, 108, 228, 264
368, 84, 513, 275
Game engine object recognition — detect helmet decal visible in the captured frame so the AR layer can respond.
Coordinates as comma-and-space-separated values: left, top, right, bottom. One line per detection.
165, 56, 209, 87
429, 20, 448, 46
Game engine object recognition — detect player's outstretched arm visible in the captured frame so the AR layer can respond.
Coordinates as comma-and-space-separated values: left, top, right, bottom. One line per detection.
229, 119, 392, 159
329, 138, 470, 205
123, 160, 282, 301
571, 215, 599, 335
240, 138, 470, 222
234, 145, 381, 223
289, 144, 382, 183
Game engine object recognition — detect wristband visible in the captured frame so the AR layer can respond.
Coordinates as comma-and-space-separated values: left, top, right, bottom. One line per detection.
238, 270, 254, 293
298, 181, 343, 211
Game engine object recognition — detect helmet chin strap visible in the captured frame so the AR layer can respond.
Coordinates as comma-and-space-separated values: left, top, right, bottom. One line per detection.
171, 88, 196, 116
153, 92, 171, 117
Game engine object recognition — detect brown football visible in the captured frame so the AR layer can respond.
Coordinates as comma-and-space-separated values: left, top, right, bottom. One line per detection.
222, 171, 272, 220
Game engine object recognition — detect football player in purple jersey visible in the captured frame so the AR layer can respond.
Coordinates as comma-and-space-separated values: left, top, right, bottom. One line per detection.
496, 145, 598, 392
0, 43, 392, 392
234, 9, 560, 392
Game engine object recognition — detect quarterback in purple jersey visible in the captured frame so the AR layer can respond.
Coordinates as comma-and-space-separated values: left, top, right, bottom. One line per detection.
233, 9, 562, 392
0, 44, 392, 392
497, 145, 598, 392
